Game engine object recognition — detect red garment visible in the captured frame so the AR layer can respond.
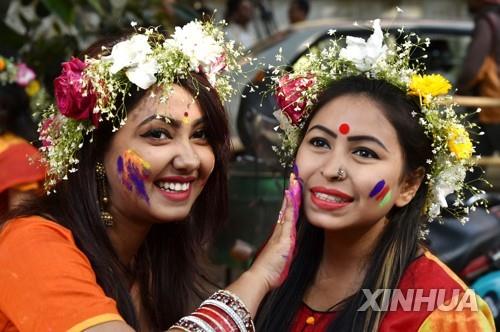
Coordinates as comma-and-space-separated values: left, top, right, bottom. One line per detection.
290, 252, 495, 331
291, 304, 336, 332
0, 133, 45, 213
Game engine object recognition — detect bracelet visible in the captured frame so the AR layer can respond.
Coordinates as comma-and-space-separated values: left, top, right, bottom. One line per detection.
170, 289, 255, 332
171, 315, 216, 332
203, 290, 255, 332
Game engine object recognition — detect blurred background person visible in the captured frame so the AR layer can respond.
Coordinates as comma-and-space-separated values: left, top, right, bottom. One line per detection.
288, 0, 310, 24
0, 57, 45, 215
456, 0, 500, 156
224, 0, 257, 49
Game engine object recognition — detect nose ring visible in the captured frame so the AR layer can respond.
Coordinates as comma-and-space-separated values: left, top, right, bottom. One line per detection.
337, 168, 346, 181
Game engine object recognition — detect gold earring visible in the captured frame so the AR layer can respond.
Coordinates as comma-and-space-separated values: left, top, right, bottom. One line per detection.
96, 162, 113, 227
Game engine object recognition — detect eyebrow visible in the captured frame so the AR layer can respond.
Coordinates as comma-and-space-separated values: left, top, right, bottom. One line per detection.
139, 114, 205, 128
308, 125, 389, 151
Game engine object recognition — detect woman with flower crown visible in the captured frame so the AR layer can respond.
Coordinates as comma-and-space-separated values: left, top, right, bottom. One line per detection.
0, 21, 301, 332
255, 19, 495, 331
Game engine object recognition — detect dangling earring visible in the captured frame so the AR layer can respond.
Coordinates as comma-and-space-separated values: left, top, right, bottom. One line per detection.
96, 162, 114, 227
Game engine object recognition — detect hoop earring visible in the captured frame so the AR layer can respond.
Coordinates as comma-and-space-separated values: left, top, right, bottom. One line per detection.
96, 162, 113, 227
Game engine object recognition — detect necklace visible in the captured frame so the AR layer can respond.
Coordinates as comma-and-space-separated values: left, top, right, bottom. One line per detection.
303, 300, 341, 327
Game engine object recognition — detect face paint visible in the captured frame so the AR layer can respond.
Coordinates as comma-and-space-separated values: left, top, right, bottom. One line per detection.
277, 172, 302, 285
117, 149, 151, 204
369, 180, 392, 208
182, 111, 190, 125
339, 123, 350, 135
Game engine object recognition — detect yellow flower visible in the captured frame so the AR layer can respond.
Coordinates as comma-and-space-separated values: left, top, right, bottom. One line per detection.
408, 74, 451, 103
447, 124, 473, 160
25, 79, 40, 96
0, 57, 5, 71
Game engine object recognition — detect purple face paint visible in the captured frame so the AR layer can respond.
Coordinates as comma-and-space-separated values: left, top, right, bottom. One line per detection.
369, 180, 386, 198
117, 150, 151, 204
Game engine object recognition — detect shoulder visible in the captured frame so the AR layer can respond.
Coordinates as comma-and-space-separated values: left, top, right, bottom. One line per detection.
0, 215, 89, 274
379, 251, 494, 331
399, 251, 468, 291
0, 215, 74, 245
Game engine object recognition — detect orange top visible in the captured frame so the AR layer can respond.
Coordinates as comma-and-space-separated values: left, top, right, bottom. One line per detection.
0, 216, 123, 331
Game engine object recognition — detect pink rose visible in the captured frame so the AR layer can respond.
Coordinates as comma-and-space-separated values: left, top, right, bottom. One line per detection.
275, 74, 315, 125
54, 57, 99, 126
15, 63, 36, 87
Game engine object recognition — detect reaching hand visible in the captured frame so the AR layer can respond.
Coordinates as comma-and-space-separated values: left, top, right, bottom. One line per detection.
248, 172, 302, 290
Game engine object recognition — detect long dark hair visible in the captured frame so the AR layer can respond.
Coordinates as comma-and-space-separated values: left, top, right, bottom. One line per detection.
256, 76, 433, 331
2, 40, 230, 330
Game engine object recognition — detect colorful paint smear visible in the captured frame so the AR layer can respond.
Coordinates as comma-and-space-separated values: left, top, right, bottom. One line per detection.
117, 149, 151, 204
277, 174, 301, 285
369, 180, 392, 208
339, 123, 350, 135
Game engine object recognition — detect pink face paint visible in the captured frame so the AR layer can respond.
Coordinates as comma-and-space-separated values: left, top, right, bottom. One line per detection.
117, 149, 151, 204
339, 123, 350, 135
277, 172, 302, 285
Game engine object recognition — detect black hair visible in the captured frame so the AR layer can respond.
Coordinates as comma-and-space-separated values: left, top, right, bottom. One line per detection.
2, 38, 230, 330
0, 84, 38, 141
256, 75, 433, 331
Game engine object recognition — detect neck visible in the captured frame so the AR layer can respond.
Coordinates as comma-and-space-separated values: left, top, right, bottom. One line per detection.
317, 218, 387, 282
106, 212, 152, 266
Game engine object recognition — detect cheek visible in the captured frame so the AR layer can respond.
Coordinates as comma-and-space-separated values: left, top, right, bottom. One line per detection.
364, 178, 395, 209
198, 146, 216, 178
116, 149, 152, 204
295, 147, 316, 181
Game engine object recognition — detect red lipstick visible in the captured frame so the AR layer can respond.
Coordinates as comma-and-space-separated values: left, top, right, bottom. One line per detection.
310, 186, 353, 211
155, 176, 196, 202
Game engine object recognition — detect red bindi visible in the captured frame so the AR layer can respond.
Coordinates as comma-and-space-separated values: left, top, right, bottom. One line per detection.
339, 123, 350, 135
184, 112, 188, 117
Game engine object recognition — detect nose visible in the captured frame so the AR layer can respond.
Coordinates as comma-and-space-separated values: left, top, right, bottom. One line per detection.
172, 141, 200, 173
320, 150, 347, 182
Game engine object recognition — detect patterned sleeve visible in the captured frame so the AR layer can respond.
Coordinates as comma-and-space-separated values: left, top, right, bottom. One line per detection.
417, 292, 495, 332
0, 217, 124, 331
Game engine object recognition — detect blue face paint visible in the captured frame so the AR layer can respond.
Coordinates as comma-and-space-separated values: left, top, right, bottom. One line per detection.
117, 150, 151, 204
369, 180, 386, 198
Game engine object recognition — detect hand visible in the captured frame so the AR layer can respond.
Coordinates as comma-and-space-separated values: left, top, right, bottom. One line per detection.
248, 172, 302, 291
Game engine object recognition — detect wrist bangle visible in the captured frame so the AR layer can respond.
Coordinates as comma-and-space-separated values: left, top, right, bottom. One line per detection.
170, 289, 255, 332
202, 290, 255, 332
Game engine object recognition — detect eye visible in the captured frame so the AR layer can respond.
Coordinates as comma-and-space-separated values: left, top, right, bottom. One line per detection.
309, 137, 330, 149
192, 128, 208, 140
141, 128, 171, 140
353, 147, 379, 159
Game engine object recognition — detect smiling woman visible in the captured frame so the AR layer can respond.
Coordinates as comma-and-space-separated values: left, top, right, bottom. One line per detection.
0, 21, 301, 332
256, 20, 495, 332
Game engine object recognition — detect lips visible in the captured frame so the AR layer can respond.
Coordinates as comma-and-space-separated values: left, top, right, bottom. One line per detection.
310, 186, 353, 210
155, 176, 196, 202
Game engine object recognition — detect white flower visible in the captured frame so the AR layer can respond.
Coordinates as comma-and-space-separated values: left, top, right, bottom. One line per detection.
165, 21, 224, 72
106, 34, 158, 89
432, 165, 466, 209
125, 58, 159, 90
339, 19, 387, 71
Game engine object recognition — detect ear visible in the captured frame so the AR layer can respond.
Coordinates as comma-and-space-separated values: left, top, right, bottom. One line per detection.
394, 167, 425, 208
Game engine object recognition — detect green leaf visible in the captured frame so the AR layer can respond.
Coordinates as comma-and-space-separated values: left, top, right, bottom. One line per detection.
41, 0, 75, 24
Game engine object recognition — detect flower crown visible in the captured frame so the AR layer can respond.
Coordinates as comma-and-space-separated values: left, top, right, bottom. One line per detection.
271, 19, 484, 224
0, 56, 49, 111
39, 20, 245, 189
